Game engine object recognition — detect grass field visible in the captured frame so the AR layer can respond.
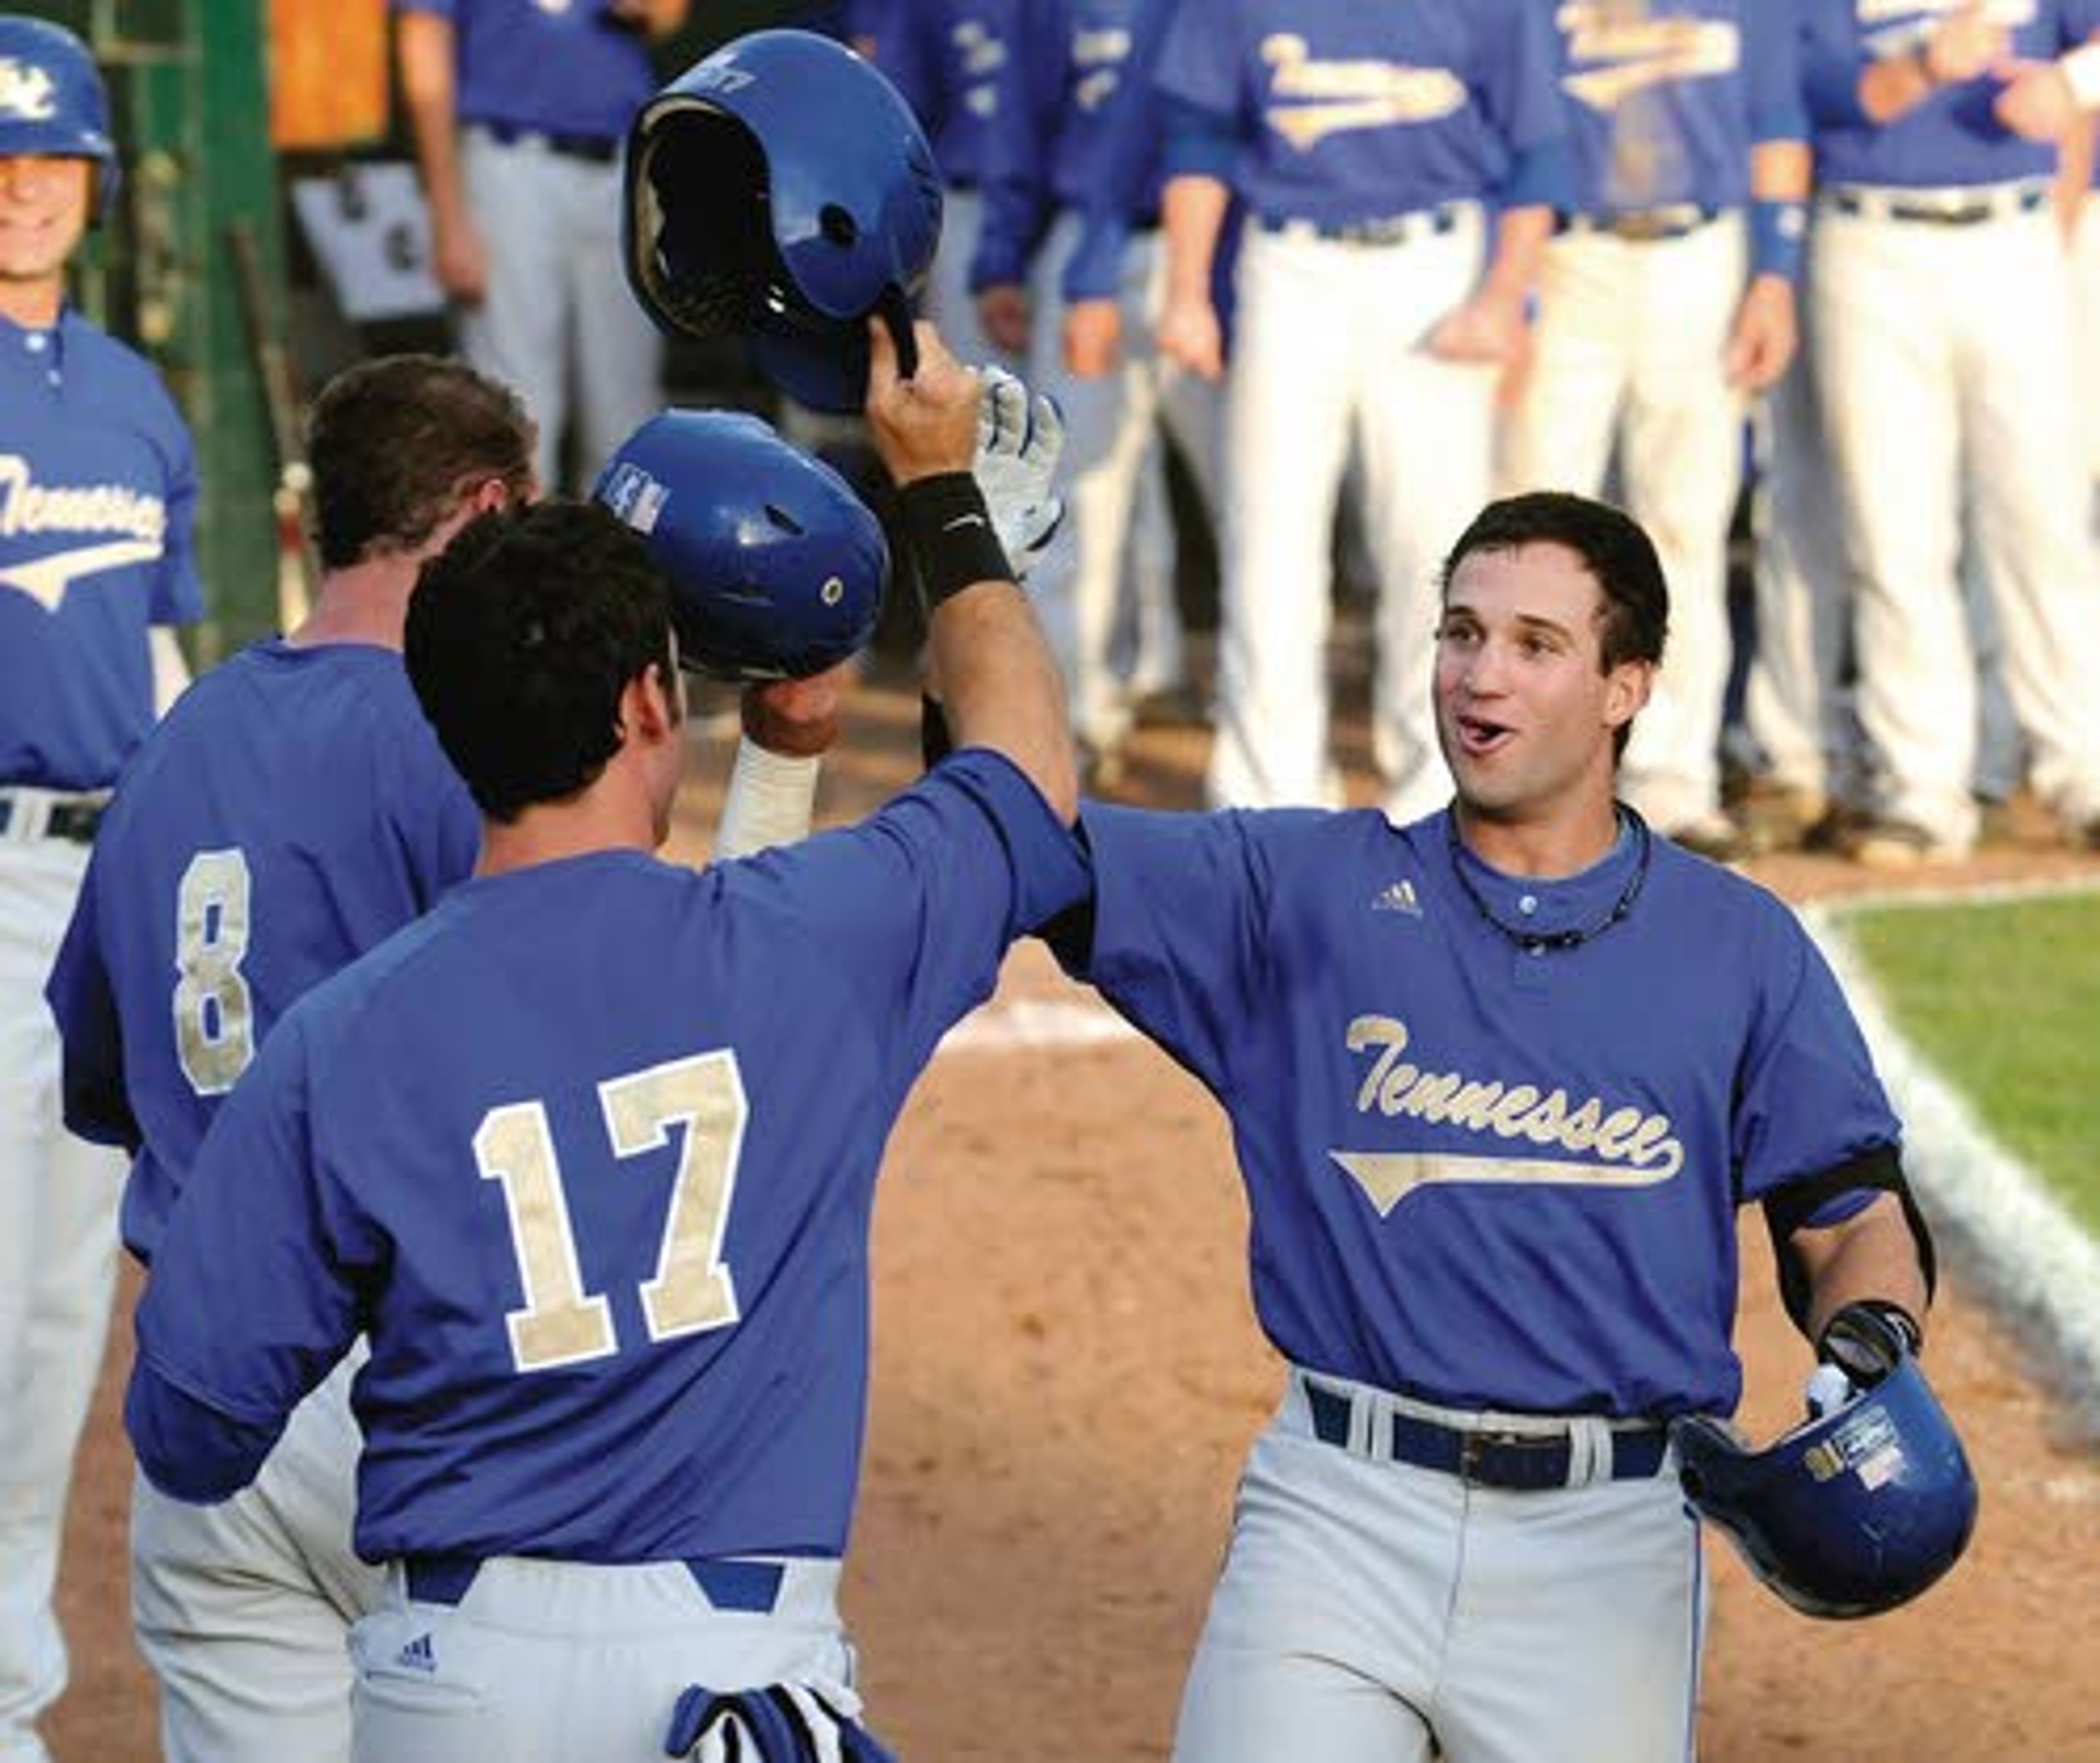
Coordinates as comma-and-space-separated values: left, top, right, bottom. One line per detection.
1837, 888, 2100, 1238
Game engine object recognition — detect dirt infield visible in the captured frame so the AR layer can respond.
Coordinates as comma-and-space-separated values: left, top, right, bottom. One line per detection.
46, 661, 2100, 1761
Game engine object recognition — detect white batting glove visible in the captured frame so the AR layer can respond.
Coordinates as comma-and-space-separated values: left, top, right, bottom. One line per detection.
1804, 1362, 1856, 1421
972, 364, 1065, 579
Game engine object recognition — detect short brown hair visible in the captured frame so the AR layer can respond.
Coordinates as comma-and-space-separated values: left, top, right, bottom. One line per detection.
305, 355, 536, 570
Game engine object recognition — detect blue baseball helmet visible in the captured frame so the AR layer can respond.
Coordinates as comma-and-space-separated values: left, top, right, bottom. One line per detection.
0, 16, 120, 220
1671, 1352, 1979, 1620
594, 408, 889, 682
623, 28, 942, 413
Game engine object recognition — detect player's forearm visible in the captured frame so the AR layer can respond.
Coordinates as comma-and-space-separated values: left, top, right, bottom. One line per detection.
1749, 139, 1811, 206
714, 671, 845, 860
396, 16, 470, 231
1162, 174, 1229, 309
1481, 203, 1551, 303
928, 583, 1078, 823
1790, 1192, 1932, 1345
149, 625, 190, 717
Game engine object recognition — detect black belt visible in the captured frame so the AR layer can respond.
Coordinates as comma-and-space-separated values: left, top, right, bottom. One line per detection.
1827, 185, 2045, 227
1305, 1381, 1668, 1490
1560, 204, 1722, 243
1263, 205, 1463, 248
0, 792, 104, 844
401, 1551, 783, 1612
478, 121, 621, 165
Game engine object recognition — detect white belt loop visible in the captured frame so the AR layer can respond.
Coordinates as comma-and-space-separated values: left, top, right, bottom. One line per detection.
1565, 1416, 1611, 1488
0, 787, 45, 842
1, 786, 101, 842
1345, 1381, 1378, 1458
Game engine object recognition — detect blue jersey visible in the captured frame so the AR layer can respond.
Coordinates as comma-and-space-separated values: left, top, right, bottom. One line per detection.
1552, 1, 1807, 214
972, 0, 1153, 288
0, 311, 202, 791
860, 0, 1013, 188
1802, 0, 2100, 188
390, 0, 661, 141
45, 640, 481, 1265
130, 751, 1087, 1564
1059, 0, 1183, 302
1154, 0, 1568, 229
1060, 806, 1900, 1419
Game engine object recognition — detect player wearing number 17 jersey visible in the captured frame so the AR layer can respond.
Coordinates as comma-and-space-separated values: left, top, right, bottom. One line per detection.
122, 321, 1085, 1762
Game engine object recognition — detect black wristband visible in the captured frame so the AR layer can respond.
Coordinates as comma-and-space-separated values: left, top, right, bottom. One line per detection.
920, 692, 955, 767
896, 472, 1017, 611
1818, 1299, 1924, 1385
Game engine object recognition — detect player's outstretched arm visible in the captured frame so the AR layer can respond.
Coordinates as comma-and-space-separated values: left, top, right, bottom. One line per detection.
864, 318, 1078, 824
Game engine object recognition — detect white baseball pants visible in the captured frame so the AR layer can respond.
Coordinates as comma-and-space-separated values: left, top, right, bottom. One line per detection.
351, 1554, 854, 1761
132, 1347, 382, 1763
1208, 216, 1496, 820
0, 836, 122, 1763
1811, 193, 2100, 845
459, 128, 662, 494
1499, 217, 1750, 830
1028, 213, 1220, 751
1171, 1373, 1704, 1763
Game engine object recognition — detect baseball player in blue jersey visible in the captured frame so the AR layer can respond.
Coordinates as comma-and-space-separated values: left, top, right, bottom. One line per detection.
1156, 3, 1572, 821
123, 318, 1086, 1763
1796, 0, 2100, 863
856, 0, 1020, 373
1046, 491, 1939, 1761
393, 0, 686, 493
1499, 1, 1810, 861
43, 354, 534, 1763
972, 0, 1218, 785
0, 20, 202, 1760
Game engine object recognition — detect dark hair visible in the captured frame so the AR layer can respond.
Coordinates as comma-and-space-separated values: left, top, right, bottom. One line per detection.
1440, 491, 1669, 668
1439, 491, 1669, 759
405, 501, 679, 822
305, 355, 536, 570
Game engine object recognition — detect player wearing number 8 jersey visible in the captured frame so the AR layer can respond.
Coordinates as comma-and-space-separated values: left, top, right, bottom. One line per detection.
45, 354, 533, 1763
122, 319, 1083, 1762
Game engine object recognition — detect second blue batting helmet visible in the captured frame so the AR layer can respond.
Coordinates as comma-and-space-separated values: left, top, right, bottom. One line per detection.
594, 408, 889, 682
0, 16, 120, 220
623, 29, 943, 413
1670, 1348, 1979, 1620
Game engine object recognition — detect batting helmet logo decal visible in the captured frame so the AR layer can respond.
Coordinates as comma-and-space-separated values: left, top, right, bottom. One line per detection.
598, 463, 669, 537
0, 59, 59, 121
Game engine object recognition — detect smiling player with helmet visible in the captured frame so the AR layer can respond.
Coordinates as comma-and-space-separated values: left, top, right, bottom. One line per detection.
0, 18, 202, 1759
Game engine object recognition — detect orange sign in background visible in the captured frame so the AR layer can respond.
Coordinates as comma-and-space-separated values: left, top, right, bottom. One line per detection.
269, 0, 390, 150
